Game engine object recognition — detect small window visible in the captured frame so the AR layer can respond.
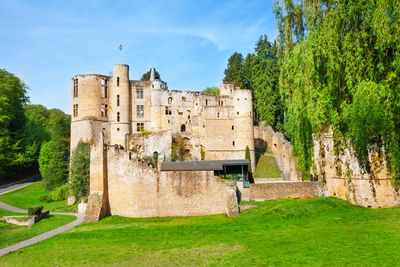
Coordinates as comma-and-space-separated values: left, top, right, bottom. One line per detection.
137, 122, 144, 132
101, 104, 108, 117
117, 95, 120, 106
152, 84, 154, 88
188, 115, 190, 119
73, 78, 78, 97
117, 112, 120, 122
245, 98, 247, 100
217, 112, 220, 118
232, 141, 235, 146
237, 112, 239, 115
73, 104, 78, 117
103, 79, 108, 98
117, 128, 120, 131
117, 77, 120, 86
232, 125, 234, 130
168, 97, 172, 104
205, 99, 208, 106
181, 124, 186, 132
178, 111, 183, 116
182, 96, 186, 101
165, 106, 172, 115
137, 105, 144, 117
136, 88, 143, 99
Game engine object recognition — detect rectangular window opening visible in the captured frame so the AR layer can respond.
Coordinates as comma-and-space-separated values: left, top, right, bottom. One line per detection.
136, 88, 143, 99
117, 77, 120, 86
117, 95, 120, 106
136, 122, 144, 132
137, 105, 144, 117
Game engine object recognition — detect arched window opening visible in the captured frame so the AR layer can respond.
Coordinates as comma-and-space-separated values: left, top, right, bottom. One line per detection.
181, 124, 186, 132
168, 97, 173, 104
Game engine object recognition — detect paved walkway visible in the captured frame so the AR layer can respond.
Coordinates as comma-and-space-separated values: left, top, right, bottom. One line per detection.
0, 176, 41, 195
0, 178, 85, 257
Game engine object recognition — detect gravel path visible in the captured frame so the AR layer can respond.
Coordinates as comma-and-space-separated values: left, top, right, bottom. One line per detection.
0, 178, 84, 257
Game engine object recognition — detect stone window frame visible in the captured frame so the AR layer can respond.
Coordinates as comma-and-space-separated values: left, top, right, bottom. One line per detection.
165, 106, 172, 115
73, 104, 78, 117
136, 88, 144, 99
137, 122, 144, 132
137, 105, 144, 118
73, 78, 78, 98
101, 104, 108, 118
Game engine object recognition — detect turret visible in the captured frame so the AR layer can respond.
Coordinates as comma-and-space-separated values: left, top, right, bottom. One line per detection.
233, 88, 256, 171
110, 64, 131, 146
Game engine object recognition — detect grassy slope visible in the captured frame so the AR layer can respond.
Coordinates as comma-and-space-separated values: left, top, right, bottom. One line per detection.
0, 182, 75, 212
1, 198, 400, 266
253, 153, 282, 178
0, 208, 75, 249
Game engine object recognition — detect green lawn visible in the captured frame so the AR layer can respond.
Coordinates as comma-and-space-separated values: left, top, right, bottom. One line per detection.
1, 197, 400, 266
0, 182, 76, 212
253, 153, 282, 178
0, 208, 75, 249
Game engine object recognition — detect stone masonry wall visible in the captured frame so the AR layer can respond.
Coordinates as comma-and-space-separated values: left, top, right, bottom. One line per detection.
313, 131, 400, 208
254, 126, 301, 181
106, 148, 239, 218
237, 181, 316, 202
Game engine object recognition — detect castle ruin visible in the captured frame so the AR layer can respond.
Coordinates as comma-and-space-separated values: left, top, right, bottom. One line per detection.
71, 64, 255, 221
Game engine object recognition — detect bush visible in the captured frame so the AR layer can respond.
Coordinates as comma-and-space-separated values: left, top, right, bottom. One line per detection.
69, 141, 90, 203
28, 206, 43, 216
39, 183, 69, 202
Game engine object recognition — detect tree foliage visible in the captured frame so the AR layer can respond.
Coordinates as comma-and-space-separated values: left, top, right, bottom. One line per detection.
223, 52, 244, 88
41, 115, 70, 190
223, 36, 283, 130
203, 87, 220, 95
69, 141, 91, 202
275, 0, 400, 183
141, 69, 160, 81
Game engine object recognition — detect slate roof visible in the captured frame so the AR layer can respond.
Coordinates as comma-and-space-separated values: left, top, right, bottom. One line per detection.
160, 159, 250, 171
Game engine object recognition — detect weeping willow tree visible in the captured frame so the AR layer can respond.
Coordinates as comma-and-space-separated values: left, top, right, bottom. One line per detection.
275, 0, 400, 186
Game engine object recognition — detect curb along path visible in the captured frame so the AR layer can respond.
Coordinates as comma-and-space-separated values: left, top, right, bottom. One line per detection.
0, 179, 85, 257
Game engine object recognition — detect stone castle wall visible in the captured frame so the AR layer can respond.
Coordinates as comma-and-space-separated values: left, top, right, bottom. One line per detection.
313, 131, 400, 208
254, 126, 301, 181
237, 181, 316, 202
85, 137, 239, 220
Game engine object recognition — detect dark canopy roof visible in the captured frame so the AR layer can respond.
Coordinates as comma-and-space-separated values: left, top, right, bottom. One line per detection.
160, 159, 250, 171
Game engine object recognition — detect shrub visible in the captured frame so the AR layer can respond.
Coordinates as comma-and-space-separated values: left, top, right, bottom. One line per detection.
39, 183, 69, 202
28, 206, 43, 216
69, 141, 90, 203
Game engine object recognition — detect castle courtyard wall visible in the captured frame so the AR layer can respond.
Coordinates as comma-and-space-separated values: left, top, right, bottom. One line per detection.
106, 149, 239, 218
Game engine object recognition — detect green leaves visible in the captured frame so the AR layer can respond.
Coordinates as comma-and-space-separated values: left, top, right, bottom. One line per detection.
276, 0, 400, 183
69, 142, 91, 202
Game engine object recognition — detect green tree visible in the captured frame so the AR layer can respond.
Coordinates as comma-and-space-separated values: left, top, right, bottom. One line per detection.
41, 116, 70, 190
223, 52, 244, 88
251, 36, 280, 127
245, 145, 252, 175
203, 87, 220, 95
0, 69, 29, 180
69, 141, 91, 202
141, 69, 160, 81
275, 0, 400, 183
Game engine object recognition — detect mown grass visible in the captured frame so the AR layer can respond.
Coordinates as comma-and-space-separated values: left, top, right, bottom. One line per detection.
0, 182, 76, 212
253, 153, 282, 178
1, 197, 400, 266
0, 208, 75, 249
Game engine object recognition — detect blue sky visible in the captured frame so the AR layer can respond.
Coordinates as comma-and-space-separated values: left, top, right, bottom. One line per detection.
0, 0, 277, 113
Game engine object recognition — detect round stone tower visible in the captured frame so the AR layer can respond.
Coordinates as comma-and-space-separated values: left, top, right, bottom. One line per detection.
110, 64, 131, 146
70, 74, 109, 151
150, 88, 163, 131
233, 89, 256, 171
